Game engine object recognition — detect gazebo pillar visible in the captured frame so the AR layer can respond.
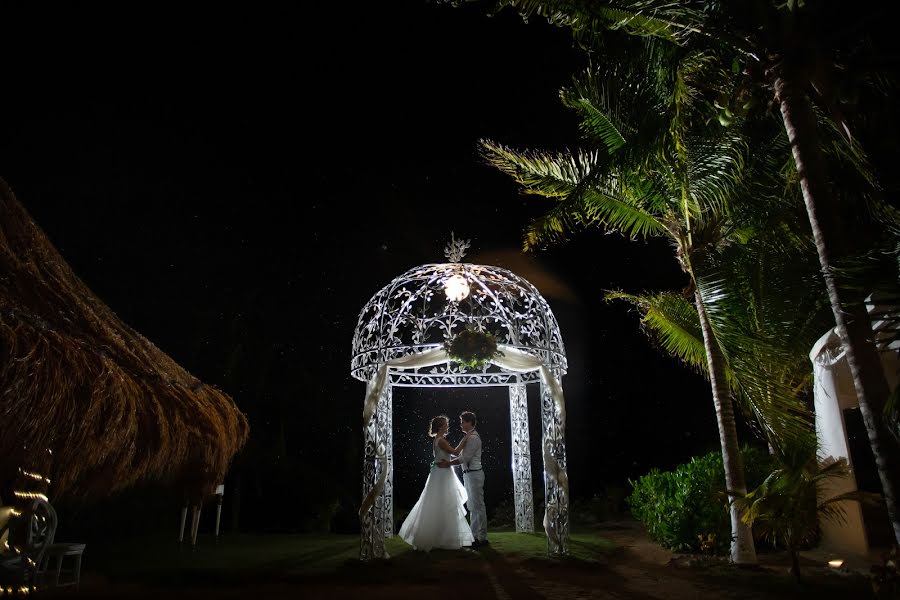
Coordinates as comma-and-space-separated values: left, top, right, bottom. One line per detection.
509, 384, 534, 532
381, 386, 394, 538
541, 372, 569, 556
359, 384, 391, 560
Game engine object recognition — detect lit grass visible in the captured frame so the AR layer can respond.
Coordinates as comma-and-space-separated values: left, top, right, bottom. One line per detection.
481, 529, 617, 562
88, 528, 617, 585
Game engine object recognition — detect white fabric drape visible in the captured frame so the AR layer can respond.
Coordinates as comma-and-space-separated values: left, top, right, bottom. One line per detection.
360, 344, 568, 525
362, 345, 565, 426
363, 347, 449, 426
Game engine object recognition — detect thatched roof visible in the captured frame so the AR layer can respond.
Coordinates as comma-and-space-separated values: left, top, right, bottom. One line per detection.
0, 179, 248, 502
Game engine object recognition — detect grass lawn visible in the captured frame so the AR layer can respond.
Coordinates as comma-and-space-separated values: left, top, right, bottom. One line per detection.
39, 526, 873, 600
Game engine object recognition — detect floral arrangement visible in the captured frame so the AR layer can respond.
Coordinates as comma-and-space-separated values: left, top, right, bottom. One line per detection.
444, 327, 503, 370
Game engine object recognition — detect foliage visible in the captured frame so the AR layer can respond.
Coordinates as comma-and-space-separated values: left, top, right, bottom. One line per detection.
444, 327, 503, 369
627, 446, 775, 554
735, 446, 871, 581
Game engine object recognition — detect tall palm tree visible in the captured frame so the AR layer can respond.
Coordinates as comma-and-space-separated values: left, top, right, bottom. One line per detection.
481, 45, 761, 562
451, 0, 900, 548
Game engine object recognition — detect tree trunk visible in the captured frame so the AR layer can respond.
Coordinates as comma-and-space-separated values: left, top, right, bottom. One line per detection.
694, 291, 757, 564
774, 70, 900, 546
790, 548, 802, 582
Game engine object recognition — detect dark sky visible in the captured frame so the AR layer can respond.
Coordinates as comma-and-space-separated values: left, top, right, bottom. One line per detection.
1, 2, 738, 515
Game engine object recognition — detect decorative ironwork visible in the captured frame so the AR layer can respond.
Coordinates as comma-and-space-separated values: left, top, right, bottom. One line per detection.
509, 384, 534, 533
359, 385, 391, 559
351, 263, 567, 386
444, 232, 470, 263
390, 366, 541, 387
380, 386, 394, 537
359, 398, 381, 559
541, 371, 569, 557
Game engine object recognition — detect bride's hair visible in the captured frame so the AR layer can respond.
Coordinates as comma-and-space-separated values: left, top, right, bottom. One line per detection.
428, 415, 449, 438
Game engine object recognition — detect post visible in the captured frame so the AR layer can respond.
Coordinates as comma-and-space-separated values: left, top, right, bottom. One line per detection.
214, 484, 225, 541
509, 384, 534, 532
190, 505, 202, 549
178, 503, 188, 544
360, 384, 389, 560
380, 386, 394, 537
541, 371, 569, 556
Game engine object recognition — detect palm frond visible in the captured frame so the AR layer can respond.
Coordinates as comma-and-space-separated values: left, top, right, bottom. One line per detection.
481, 140, 668, 247
813, 104, 900, 234
566, 97, 628, 153
695, 254, 822, 453
685, 132, 747, 216
605, 290, 707, 371
560, 42, 673, 153
521, 177, 667, 248
479, 140, 598, 197
491, 0, 708, 44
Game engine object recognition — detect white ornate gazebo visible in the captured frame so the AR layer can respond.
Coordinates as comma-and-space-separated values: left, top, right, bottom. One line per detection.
351, 238, 570, 559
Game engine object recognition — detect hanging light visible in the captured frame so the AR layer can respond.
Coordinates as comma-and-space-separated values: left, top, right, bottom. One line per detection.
444, 274, 470, 302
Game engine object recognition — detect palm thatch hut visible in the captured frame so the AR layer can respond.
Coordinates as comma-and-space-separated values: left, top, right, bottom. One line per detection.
0, 179, 248, 503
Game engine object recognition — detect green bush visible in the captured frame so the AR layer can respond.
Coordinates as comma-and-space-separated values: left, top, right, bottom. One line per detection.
627, 446, 774, 554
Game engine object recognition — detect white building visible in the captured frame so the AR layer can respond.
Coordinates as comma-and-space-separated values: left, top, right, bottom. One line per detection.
810, 298, 899, 556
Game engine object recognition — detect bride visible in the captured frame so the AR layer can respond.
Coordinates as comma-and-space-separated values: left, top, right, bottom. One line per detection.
398, 415, 474, 551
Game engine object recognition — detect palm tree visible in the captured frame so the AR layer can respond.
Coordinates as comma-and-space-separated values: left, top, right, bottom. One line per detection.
459, 0, 900, 548
481, 45, 761, 562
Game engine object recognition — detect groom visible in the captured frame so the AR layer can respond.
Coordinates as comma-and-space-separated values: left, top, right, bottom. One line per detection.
438, 411, 487, 547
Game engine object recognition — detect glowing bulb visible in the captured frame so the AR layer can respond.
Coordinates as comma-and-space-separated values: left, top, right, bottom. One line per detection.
444, 274, 470, 302
828, 559, 844, 568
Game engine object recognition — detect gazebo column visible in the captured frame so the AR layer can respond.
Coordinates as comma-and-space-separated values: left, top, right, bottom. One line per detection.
509, 384, 534, 532
541, 372, 569, 556
360, 383, 391, 560
380, 385, 394, 537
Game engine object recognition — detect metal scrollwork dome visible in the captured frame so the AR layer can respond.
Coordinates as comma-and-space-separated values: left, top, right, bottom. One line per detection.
351, 263, 567, 387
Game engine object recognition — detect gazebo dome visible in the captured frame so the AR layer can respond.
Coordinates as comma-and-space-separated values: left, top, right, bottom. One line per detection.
351, 262, 567, 387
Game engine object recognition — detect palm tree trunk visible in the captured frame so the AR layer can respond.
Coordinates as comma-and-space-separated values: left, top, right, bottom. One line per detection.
774, 70, 900, 546
790, 548, 802, 582
694, 290, 757, 564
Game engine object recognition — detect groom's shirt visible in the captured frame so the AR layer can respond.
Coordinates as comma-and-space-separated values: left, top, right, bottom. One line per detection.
460, 430, 482, 471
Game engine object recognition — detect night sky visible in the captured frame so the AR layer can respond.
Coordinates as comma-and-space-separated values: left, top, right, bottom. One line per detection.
1, 2, 743, 523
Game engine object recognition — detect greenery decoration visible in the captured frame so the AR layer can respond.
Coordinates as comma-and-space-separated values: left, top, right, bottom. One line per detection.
444, 327, 503, 370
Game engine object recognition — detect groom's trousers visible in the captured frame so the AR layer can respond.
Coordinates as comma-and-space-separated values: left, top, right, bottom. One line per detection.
463, 470, 487, 541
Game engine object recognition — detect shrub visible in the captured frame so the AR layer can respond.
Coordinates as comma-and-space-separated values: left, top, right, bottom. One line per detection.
627, 446, 774, 554
570, 494, 614, 526
488, 496, 541, 531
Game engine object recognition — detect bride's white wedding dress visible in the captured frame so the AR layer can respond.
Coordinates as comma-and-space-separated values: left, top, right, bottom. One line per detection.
398, 437, 474, 551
